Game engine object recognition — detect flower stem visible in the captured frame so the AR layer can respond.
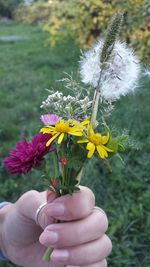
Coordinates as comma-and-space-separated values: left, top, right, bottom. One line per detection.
42, 247, 53, 262
90, 69, 103, 128
76, 167, 84, 184
90, 13, 124, 128
90, 90, 101, 128
52, 151, 58, 178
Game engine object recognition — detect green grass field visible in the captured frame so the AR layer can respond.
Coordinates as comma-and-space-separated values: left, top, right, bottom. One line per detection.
0, 22, 149, 267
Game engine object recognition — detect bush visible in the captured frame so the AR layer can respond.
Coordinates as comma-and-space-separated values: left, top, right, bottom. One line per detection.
43, 0, 149, 61
15, 1, 52, 24
17, 0, 149, 61
0, 0, 23, 18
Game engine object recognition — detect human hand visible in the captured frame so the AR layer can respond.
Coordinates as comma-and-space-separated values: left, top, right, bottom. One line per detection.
0, 186, 112, 267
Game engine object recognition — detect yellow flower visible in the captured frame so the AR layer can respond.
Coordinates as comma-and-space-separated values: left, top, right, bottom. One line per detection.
78, 124, 113, 159
40, 119, 86, 146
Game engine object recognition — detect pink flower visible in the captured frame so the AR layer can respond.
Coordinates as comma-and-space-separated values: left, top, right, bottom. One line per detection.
4, 133, 52, 175
41, 114, 61, 125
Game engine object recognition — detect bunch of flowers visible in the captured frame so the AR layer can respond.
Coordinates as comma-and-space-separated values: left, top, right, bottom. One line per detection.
4, 13, 140, 261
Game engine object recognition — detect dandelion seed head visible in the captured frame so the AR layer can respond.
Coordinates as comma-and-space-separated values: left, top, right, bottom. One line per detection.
142, 68, 150, 78
80, 40, 140, 101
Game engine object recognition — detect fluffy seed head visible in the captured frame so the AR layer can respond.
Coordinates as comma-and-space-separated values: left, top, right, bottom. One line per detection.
80, 40, 140, 101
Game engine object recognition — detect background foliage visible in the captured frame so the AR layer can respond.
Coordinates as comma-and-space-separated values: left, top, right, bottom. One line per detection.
15, 1, 52, 24
15, 0, 150, 61
0, 0, 23, 18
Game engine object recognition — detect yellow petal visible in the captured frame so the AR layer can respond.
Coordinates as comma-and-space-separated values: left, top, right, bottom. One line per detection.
80, 119, 90, 126
88, 124, 95, 136
102, 132, 110, 144
86, 142, 95, 150
40, 126, 55, 134
40, 127, 51, 134
58, 133, 64, 144
97, 145, 108, 158
77, 139, 88, 144
46, 133, 59, 146
102, 145, 113, 152
69, 130, 83, 136
87, 143, 95, 158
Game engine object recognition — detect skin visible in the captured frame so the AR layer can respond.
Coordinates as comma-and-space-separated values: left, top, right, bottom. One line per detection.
0, 186, 112, 267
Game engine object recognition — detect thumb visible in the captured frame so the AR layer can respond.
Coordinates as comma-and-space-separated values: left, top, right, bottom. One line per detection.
16, 190, 56, 229
38, 190, 57, 228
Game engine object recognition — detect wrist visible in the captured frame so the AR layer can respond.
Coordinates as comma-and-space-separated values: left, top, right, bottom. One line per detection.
0, 202, 13, 260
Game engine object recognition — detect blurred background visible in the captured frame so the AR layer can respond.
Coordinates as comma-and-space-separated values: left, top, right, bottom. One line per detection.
0, 0, 149, 267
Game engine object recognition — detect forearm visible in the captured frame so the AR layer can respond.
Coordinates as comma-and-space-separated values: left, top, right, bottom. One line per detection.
0, 203, 14, 259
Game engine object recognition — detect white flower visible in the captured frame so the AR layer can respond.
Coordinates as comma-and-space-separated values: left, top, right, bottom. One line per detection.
78, 96, 92, 110
40, 90, 92, 118
80, 40, 140, 101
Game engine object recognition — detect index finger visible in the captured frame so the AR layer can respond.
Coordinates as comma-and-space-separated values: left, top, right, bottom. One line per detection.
44, 186, 95, 222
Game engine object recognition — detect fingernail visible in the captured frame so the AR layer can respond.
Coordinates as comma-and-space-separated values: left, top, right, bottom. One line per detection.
51, 249, 69, 262
47, 190, 56, 203
45, 203, 65, 217
40, 231, 59, 245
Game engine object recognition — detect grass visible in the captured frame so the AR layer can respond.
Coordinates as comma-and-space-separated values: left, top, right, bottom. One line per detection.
0, 22, 149, 267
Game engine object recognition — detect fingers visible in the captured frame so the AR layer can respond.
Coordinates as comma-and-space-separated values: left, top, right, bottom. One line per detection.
16, 186, 95, 229
39, 207, 111, 266
39, 208, 108, 248
82, 259, 108, 267
43, 186, 95, 222
50, 234, 112, 266
67, 259, 107, 267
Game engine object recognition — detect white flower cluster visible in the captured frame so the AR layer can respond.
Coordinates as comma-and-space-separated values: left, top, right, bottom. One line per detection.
80, 40, 140, 101
40, 91, 92, 117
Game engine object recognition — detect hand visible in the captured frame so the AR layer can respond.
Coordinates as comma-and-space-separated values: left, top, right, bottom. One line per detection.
1, 186, 112, 267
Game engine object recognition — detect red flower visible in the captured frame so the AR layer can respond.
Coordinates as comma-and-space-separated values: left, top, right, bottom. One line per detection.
4, 133, 52, 175
60, 157, 68, 166
51, 179, 57, 188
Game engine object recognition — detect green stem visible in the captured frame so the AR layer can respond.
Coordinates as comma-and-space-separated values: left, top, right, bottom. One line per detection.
90, 89, 101, 128
76, 167, 84, 185
42, 247, 53, 262
43, 153, 59, 262
90, 68, 103, 128
52, 151, 58, 178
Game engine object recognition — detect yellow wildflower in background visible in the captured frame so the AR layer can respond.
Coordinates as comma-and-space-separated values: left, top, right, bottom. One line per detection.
78, 124, 113, 159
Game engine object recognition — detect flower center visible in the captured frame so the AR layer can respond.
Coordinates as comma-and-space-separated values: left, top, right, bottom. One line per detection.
55, 122, 70, 133
89, 133, 102, 146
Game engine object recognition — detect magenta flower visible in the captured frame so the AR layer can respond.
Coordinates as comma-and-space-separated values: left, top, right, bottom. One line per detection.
4, 133, 52, 175
41, 114, 61, 125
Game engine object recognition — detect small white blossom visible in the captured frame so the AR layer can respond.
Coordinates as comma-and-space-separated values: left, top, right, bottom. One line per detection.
80, 40, 140, 101
40, 91, 92, 118
78, 96, 92, 110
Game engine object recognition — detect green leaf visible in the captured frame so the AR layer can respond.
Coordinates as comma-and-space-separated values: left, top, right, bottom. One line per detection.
107, 134, 128, 153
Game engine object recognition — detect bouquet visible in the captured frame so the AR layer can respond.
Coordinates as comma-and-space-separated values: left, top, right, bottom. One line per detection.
4, 13, 140, 262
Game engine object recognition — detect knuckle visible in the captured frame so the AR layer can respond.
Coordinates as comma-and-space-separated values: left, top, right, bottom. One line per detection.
80, 186, 95, 205
94, 209, 108, 233
67, 188, 95, 219
85, 187, 96, 207
73, 226, 83, 243
101, 213, 109, 232
17, 190, 39, 206
81, 188, 95, 215
105, 235, 112, 255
